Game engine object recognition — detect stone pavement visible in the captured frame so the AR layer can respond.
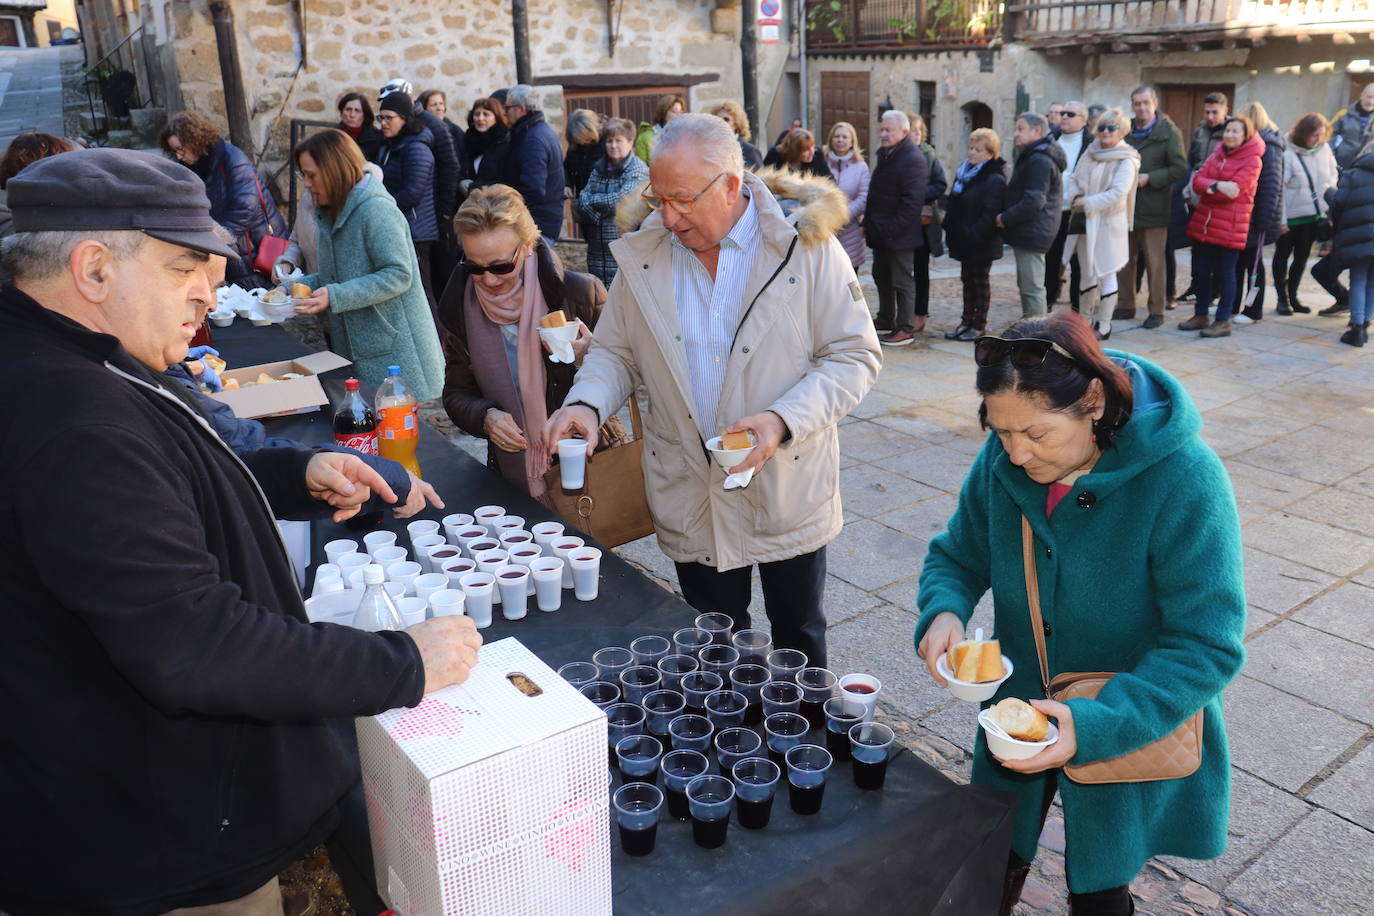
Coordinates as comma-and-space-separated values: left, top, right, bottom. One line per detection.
0, 45, 83, 151
419, 245, 1374, 913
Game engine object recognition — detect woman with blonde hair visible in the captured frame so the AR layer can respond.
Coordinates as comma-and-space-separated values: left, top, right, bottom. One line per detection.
1064, 107, 1140, 339
564, 108, 602, 198
290, 128, 444, 399
710, 99, 763, 169
437, 185, 608, 499
1273, 112, 1337, 314
823, 120, 869, 269
944, 127, 1007, 340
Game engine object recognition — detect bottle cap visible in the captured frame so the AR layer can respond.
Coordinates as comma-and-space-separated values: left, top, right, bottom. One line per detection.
387, 365, 401, 376
345, 378, 360, 390
362, 564, 386, 585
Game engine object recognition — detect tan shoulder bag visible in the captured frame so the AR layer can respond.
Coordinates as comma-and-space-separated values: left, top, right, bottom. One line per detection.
1021, 515, 1203, 784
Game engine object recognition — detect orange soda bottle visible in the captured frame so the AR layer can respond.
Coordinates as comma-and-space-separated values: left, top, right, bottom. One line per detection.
375, 365, 422, 478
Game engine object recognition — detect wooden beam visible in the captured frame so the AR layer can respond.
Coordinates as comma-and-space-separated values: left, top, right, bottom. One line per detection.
1334, 32, 1356, 45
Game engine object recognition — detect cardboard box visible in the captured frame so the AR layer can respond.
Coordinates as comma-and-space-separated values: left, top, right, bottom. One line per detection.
357, 637, 611, 916
208, 351, 351, 419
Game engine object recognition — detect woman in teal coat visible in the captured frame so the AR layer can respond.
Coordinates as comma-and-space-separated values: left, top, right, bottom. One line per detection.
290, 128, 444, 400
915, 310, 1245, 915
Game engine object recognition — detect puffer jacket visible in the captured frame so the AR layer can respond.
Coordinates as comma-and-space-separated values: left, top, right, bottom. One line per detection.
824, 149, 870, 269
944, 158, 1006, 263
1188, 133, 1265, 250
566, 169, 881, 572
500, 110, 566, 240
1280, 143, 1338, 223
1324, 151, 1374, 266
203, 138, 287, 265
1329, 101, 1374, 171
1000, 136, 1065, 252
576, 153, 649, 286
378, 129, 438, 243
415, 109, 459, 220
1247, 126, 1286, 247
864, 134, 929, 251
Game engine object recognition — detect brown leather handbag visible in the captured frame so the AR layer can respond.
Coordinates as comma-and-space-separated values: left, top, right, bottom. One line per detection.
1020, 515, 1203, 784
542, 397, 655, 548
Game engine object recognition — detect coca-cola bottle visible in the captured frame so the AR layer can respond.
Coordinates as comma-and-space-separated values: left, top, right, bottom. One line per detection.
334, 378, 379, 455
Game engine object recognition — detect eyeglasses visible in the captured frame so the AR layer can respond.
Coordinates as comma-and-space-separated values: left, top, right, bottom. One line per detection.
461, 246, 523, 276
1062, 112, 1083, 119
973, 336, 1079, 370
375, 113, 401, 124
1096, 124, 1120, 133
641, 172, 725, 214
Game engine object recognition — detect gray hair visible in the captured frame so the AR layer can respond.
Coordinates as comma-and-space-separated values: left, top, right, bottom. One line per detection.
1130, 84, 1158, 103
1064, 99, 1087, 115
652, 113, 744, 176
1017, 112, 1049, 134
880, 109, 911, 131
2, 229, 146, 283
506, 84, 539, 112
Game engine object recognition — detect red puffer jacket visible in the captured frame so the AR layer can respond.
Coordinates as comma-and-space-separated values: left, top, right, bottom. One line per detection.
1187, 133, 1265, 250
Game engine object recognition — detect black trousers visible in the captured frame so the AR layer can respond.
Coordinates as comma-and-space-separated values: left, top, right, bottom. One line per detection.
413, 240, 437, 317
1273, 222, 1318, 303
913, 246, 931, 318
1045, 212, 1081, 311
1311, 252, 1350, 304
1231, 245, 1266, 317
674, 546, 828, 667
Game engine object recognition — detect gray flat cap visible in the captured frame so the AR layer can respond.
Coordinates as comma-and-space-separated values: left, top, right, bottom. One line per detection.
6, 147, 239, 259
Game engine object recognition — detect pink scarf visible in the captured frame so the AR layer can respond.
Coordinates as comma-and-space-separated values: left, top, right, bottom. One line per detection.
471, 253, 551, 497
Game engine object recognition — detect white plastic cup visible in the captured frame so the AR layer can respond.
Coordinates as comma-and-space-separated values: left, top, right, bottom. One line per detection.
412, 572, 450, 603
531, 521, 565, 557
396, 596, 428, 627
495, 565, 530, 620
411, 534, 448, 572
838, 673, 883, 722
428, 588, 466, 618
475, 548, 510, 604
557, 439, 588, 490
441, 513, 475, 544
440, 556, 477, 589
312, 574, 345, 597
498, 529, 535, 550
336, 552, 372, 575
530, 557, 565, 612
459, 572, 496, 628
568, 547, 603, 601
406, 519, 441, 549
509, 546, 544, 596
371, 545, 408, 569
474, 505, 506, 535
552, 536, 585, 589
424, 544, 463, 575
324, 538, 359, 566
313, 563, 341, 587
466, 538, 501, 561
455, 526, 490, 557
494, 515, 526, 536
345, 564, 382, 590
385, 560, 423, 595
363, 529, 398, 558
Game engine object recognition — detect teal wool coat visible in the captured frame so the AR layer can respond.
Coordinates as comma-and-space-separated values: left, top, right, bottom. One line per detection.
299, 175, 445, 401
915, 353, 1246, 894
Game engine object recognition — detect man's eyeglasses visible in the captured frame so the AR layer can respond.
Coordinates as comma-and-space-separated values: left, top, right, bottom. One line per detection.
1061, 112, 1084, 119
461, 246, 523, 276
642, 172, 725, 214
1096, 124, 1120, 134
973, 336, 1079, 370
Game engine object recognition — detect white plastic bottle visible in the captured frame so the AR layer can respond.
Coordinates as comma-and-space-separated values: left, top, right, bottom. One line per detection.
352, 564, 405, 631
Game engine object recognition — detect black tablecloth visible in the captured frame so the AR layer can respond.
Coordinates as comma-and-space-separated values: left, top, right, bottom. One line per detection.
212, 320, 1015, 916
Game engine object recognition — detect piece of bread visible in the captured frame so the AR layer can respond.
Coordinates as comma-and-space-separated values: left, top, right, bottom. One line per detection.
255, 372, 275, 386
202, 354, 227, 373
221, 377, 240, 391
950, 638, 1005, 683
976, 639, 1004, 682
989, 698, 1049, 742
539, 311, 568, 329
720, 430, 753, 450
291, 282, 311, 299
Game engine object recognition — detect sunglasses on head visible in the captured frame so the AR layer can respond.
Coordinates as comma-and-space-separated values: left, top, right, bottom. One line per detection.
973, 336, 1079, 370
461, 246, 522, 275
1096, 124, 1120, 133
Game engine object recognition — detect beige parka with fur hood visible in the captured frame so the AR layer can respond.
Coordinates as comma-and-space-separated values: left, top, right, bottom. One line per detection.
562, 168, 881, 571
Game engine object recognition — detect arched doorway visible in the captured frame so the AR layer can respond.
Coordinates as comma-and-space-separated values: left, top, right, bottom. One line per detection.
961, 101, 993, 138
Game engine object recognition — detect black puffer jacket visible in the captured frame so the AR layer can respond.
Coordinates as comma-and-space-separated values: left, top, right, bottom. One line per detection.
1325, 151, 1374, 267
1000, 136, 1065, 252
416, 108, 459, 220
864, 134, 929, 250
944, 158, 1007, 263
1247, 126, 1286, 247
0, 285, 425, 915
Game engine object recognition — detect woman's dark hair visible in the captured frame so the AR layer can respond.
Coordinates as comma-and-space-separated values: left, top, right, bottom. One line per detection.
777, 128, 815, 165
0, 132, 75, 188
975, 310, 1134, 448
467, 97, 507, 130
1289, 112, 1330, 147
336, 92, 375, 125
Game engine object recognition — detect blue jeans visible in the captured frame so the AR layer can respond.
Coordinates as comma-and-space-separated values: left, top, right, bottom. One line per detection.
1348, 259, 1374, 325
1192, 242, 1241, 321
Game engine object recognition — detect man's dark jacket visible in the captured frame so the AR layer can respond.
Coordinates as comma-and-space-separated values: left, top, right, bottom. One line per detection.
416, 108, 459, 220
500, 109, 567, 240
864, 133, 929, 251
0, 286, 425, 915
1000, 135, 1065, 252
1126, 115, 1188, 229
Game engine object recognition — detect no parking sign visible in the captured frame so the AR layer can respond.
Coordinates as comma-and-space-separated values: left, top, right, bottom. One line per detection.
758, 0, 782, 43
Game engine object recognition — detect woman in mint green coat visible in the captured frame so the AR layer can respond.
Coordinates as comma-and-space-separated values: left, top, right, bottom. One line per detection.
915, 310, 1245, 915
290, 128, 444, 401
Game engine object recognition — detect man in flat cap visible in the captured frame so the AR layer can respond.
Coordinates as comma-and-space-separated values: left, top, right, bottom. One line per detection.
0, 149, 482, 915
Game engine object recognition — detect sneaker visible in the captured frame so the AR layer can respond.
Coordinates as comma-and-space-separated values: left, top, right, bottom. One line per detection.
880, 330, 915, 347
1178, 313, 1210, 331
1177, 287, 1196, 302
1232, 314, 1255, 325
1200, 319, 1232, 338
1320, 301, 1350, 316
951, 326, 981, 342
1141, 314, 1164, 329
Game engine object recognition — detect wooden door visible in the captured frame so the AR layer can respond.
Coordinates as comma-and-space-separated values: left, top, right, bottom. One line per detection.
820, 71, 871, 155
564, 86, 687, 126
1159, 83, 1235, 136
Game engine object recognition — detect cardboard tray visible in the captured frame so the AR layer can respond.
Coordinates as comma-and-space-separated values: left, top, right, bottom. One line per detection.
208, 351, 351, 419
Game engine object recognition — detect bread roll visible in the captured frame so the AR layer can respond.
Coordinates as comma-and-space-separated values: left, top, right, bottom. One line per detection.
976, 640, 1005, 682
291, 282, 311, 299
950, 638, 1005, 683
202, 354, 227, 374
539, 311, 568, 329
989, 698, 1049, 742
720, 430, 753, 450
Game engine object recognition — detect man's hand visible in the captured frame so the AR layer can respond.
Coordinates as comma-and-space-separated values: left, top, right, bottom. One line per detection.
305, 451, 397, 522
571, 321, 593, 365
1136, 174, 1150, 189
407, 616, 483, 693
392, 471, 444, 519
916, 611, 966, 687
721, 411, 787, 475
543, 404, 600, 458
995, 700, 1079, 774
293, 286, 330, 315
484, 409, 528, 452
995, 213, 1005, 228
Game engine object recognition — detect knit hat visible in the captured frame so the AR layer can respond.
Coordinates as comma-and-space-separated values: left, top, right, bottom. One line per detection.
378, 92, 412, 117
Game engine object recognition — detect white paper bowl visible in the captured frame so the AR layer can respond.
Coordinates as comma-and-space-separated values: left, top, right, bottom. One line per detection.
705, 435, 754, 470
936, 652, 1014, 702
209, 311, 235, 327
978, 709, 1059, 761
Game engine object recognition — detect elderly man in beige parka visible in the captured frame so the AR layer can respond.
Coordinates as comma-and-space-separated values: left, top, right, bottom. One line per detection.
545, 114, 880, 665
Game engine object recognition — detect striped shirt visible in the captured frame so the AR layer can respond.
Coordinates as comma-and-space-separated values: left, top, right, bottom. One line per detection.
670, 193, 762, 437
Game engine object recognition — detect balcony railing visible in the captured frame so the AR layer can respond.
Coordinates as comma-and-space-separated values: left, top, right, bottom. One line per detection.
1008, 0, 1374, 45
806, 0, 1003, 51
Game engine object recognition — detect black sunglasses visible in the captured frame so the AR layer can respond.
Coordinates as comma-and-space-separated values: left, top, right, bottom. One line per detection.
461, 246, 522, 275
973, 336, 1079, 370
1096, 124, 1120, 133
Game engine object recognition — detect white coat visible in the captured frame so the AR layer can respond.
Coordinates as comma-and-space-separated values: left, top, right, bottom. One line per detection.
1065, 141, 1140, 279
1279, 143, 1338, 223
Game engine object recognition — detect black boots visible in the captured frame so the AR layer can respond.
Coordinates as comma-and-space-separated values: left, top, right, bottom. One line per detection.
1339, 322, 1368, 348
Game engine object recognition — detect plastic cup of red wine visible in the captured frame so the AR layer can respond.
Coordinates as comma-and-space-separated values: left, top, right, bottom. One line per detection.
615, 734, 663, 786
668, 713, 714, 752
766, 648, 808, 684
640, 689, 686, 741
850, 721, 895, 790
660, 749, 709, 820
613, 782, 664, 857
629, 635, 673, 668
703, 689, 748, 729
822, 697, 864, 762
686, 774, 735, 849
731, 629, 772, 667
714, 727, 762, 772
764, 712, 809, 765
605, 703, 646, 766
761, 680, 803, 718
797, 667, 838, 730
785, 744, 833, 815
731, 757, 780, 829
679, 671, 724, 714
729, 664, 770, 725
656, 654, 699, 693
